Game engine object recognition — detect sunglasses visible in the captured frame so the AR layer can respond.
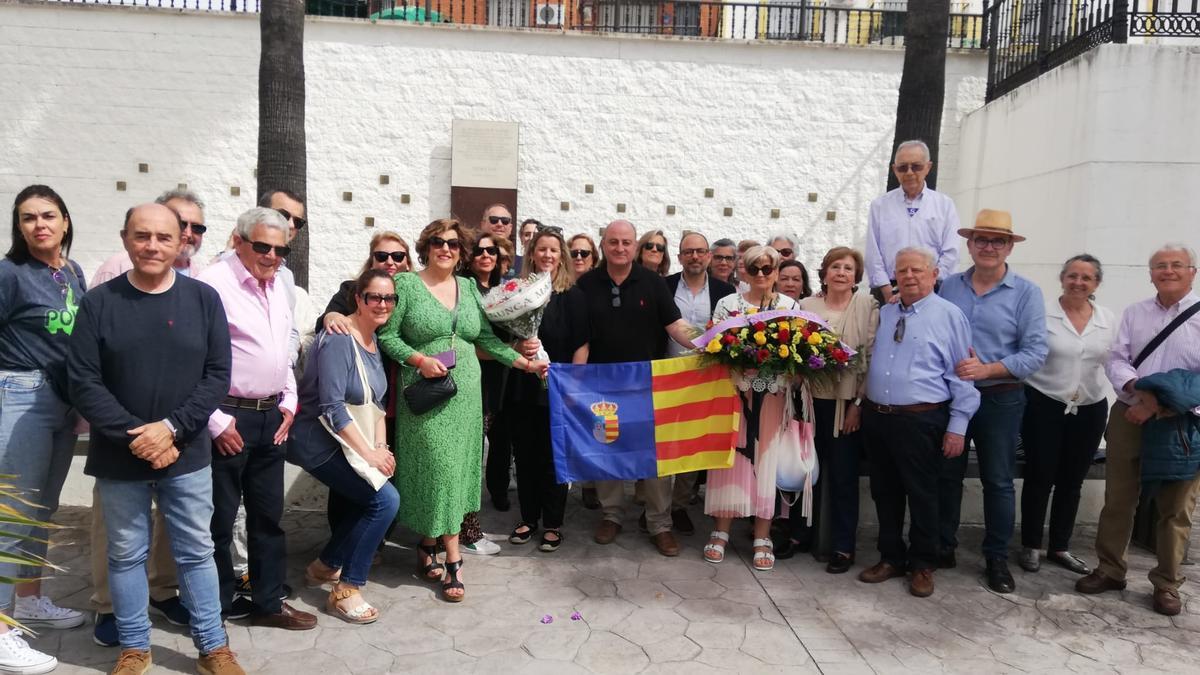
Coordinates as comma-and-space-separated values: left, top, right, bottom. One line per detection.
361, 292, 399, 306
51, 269, 71, 298
569, 249, 592, 260
680, 248, 709, 257
180, 220, 207, 235
745, 263, 775, 277
372, 251, 407, 263
776, 248, 794, 258
894, 314, 907, 343
537, 224, 564, 236
643, 242, 666, 253
473, 245, 499, 257
487, 216, 512, 226
894, 162, 927, 174
972, 236, 1010, 250
429, 236, 461, 251
275, 208, 307, 230
249, 240, 291, 257
610, 284, 621, 308
712, 254, 736, 263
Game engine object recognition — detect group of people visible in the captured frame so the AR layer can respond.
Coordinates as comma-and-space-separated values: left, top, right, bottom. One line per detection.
0, 138, 1197, 675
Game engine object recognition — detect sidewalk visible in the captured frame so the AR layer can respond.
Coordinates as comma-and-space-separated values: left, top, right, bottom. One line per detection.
34, 491, 1200, 674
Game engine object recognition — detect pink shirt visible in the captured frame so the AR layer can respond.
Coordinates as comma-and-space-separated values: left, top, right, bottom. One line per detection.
197, 255, 297, 436
1107, 291, 1200, 410
90, 250, 207, 288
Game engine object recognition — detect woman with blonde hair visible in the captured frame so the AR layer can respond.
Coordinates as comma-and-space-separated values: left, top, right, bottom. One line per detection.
635, 230, 670, 276
567, 233, 600, 278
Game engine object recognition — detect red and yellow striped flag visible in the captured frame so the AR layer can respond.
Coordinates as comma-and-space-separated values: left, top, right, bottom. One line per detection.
651, 355, 738, 476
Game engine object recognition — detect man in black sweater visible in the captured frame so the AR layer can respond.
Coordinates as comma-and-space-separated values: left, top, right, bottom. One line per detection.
69, 204, 244, 674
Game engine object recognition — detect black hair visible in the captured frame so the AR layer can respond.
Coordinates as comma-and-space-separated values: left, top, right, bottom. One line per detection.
258, 189, 305, 208
8, 185, 73, 264
354, 268, 395, 297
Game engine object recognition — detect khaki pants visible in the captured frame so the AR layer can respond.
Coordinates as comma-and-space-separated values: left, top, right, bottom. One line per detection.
89, 484, 179, 613
598, 478, 672, 535
671, 472, 697, 511
1095, 402, 1200, 591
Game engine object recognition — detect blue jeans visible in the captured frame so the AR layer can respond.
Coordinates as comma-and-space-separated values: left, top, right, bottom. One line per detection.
939, 386, 1025, 560
97, 466, 226, 654
0, 369, 76, 608
309, 451, 399, 587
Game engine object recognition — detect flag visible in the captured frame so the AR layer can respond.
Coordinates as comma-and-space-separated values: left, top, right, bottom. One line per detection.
549, 355, 738, 483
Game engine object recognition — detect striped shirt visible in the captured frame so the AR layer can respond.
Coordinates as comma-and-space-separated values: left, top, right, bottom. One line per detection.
1107, 291, 1200, 412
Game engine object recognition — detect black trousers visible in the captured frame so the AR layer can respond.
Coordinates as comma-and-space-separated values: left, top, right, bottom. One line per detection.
790, 398, 865, 554
513, 404, 567, 529
481, 360, 513, 503
863, 404, 948, 571
210, 405, 286, 615
1020, 386, 1108, 551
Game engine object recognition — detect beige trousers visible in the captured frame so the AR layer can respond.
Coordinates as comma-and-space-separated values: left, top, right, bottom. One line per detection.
598, 478, 673, 535
89, 484, 179, 613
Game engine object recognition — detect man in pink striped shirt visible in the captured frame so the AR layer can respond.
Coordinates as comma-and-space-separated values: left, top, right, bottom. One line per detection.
1077, 243, 1200, 616
197, 208, 316, 631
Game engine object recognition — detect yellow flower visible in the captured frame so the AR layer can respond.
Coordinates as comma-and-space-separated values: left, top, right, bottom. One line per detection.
753, 331, 767, 346
738, 328, 749, 339
807, 332, 823, 345
778, 345, 789, 358
706, 338, 722, 353
746, 307, 759, 315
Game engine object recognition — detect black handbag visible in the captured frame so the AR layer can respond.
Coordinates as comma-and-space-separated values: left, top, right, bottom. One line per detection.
403, 283, 459, 414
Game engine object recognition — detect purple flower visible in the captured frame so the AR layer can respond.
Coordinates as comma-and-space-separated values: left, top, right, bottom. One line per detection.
540, 615, 554, 624
570, 611, 583, 621
807, 355, 826, 369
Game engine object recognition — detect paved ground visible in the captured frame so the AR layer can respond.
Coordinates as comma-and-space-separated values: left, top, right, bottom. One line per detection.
33, 486, 1200, 674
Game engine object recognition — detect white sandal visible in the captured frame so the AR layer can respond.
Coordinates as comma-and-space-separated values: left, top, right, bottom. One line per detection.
752, 538, 775, 572
703, 531, 729, 564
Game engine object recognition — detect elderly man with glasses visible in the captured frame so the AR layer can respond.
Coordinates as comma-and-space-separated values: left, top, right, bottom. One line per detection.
865, 140, 961, 305
937, 209, 1048, 594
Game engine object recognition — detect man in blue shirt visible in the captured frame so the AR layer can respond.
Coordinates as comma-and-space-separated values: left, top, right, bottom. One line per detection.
938, 209, 1048, 594
859, 247, 979, 598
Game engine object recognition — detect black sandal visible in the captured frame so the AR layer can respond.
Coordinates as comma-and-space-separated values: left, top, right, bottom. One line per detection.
442, 559, 465, 603
539, 530, 563, 553
509, 523, 538, 545
416, 541, 443, 582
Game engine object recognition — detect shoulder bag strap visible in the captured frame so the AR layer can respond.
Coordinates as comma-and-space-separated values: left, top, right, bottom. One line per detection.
1133, 300, 1200, 369
449, 279, 460, 351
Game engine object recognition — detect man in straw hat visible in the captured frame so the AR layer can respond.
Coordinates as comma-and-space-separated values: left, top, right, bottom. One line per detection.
936, 209, 1048, 594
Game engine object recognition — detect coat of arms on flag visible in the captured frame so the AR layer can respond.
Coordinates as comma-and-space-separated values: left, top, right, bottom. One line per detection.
590, 400, 619, 444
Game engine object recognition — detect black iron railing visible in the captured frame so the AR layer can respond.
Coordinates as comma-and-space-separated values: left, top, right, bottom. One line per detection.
985, 0, 1200, 101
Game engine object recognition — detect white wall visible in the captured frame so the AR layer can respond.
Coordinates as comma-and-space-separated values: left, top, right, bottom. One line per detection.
1, 1, 986, 308
950, 44, 1200, 314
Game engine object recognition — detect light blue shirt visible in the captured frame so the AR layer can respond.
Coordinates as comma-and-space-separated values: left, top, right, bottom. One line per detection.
668, 276, 711, 357
867, 292, 980, 435
938, 265, 1048, 386
864, 184, 960, 289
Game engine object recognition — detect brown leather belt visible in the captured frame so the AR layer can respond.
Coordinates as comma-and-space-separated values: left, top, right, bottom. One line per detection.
222, 394, 280, 411
977, 382, 1022, 394
866, 400, 948, 415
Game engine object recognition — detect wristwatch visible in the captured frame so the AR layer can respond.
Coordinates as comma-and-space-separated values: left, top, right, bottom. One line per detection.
851, 397, 863, 407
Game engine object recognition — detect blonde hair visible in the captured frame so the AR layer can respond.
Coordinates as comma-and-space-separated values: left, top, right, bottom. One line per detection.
635, 229, 670, 276
358, 230, 409, 276
522, 229, 575, 293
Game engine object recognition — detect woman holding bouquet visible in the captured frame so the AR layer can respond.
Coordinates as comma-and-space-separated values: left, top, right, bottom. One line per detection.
507, 227, 589, 551
379, 219, 548, 602
703, 245, 798, 572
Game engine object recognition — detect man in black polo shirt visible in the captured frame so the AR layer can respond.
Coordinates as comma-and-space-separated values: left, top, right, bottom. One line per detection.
576, 220, 697, 556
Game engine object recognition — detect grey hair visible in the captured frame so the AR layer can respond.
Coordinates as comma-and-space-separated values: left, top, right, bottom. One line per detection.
1060, 254, 1103, 283
155, 188, 204, 210
711, 238, 735, 251
893, 140, 931, 163
895, 246, 936, 270
679, 230, 709, 250
234, 207, 289, 240
1150, 242, 1198, 267
743, 245, 782, 270
767, 232, 796, 249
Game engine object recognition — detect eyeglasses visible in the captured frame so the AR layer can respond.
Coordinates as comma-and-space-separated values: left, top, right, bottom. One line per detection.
776, 248, 794, 258
180, 220, 207, 235
972, 237, 1010, 250
473, 245, 499, 257
1151, 261, 1196, 272
1063, 273, 1097, 283
569, 249, 592, 260
643, 242, 666, 253
429, 236, 461, 251
610, 284, 621, 308
372, 251, 407, 263
275, 208, 307, 230
536, 224, 563, 236
745, 263, 775, 277
894, 314, 907, 343
680, 248, 709, 257
361, 292, 399, 306
712, 254, 735, 263
894, 162, 927, 174
487, 216, 512, 226
249, 240, 291, 257
51, 269, 71, 298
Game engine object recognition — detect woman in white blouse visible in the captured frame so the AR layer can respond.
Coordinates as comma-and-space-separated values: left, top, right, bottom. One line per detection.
1019, 254, 1113, 575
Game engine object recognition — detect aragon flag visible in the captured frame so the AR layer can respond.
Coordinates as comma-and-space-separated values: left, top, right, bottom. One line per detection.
548, 355, 738, 483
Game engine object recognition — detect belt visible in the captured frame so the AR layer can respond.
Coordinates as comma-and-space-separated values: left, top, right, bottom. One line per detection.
977, 382, 1022, 394
866, 400, 948, 415
222, 394, 280, 411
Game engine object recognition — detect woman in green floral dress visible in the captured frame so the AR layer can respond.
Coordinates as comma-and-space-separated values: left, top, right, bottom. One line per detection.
379, 218, 548, 602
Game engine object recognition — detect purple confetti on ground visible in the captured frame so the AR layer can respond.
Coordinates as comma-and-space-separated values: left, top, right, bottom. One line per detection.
570, 611, 583, 621
540, 614, 554, 624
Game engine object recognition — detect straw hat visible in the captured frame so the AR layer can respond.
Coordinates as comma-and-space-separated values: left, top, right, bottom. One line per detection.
957, 209, 1026, 242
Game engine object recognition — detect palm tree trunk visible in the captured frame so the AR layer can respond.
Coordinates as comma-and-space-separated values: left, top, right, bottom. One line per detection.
258, 0, 308, 289
887, 0, 950, 191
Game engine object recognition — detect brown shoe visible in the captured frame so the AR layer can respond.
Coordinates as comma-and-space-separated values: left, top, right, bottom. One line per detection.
248, 602, 317, 630
111, 649, 152, 675
1153, 588, 1182, 616
594, 519, 622, 545
197, 646, 246, 675
858, 561, 905, 584
910, 569, 935, 598
1075, 571, 1127, 595
652, 531, 680, 557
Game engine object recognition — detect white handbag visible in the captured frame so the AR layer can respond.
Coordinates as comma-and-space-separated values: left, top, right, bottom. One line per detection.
317, 334, 390, 491
773, 383, 819, 524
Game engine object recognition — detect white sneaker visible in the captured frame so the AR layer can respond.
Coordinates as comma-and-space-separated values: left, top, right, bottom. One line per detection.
13, 595, 85, 630
461, 538, 501, 555
0, 629, 57, 675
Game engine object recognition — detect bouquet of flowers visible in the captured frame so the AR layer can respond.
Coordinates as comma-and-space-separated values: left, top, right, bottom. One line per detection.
694, 308, 857, 385
481, 272, 552, 361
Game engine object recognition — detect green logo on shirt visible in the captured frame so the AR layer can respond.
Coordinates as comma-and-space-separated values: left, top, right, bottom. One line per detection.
45, 285, 78, 335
